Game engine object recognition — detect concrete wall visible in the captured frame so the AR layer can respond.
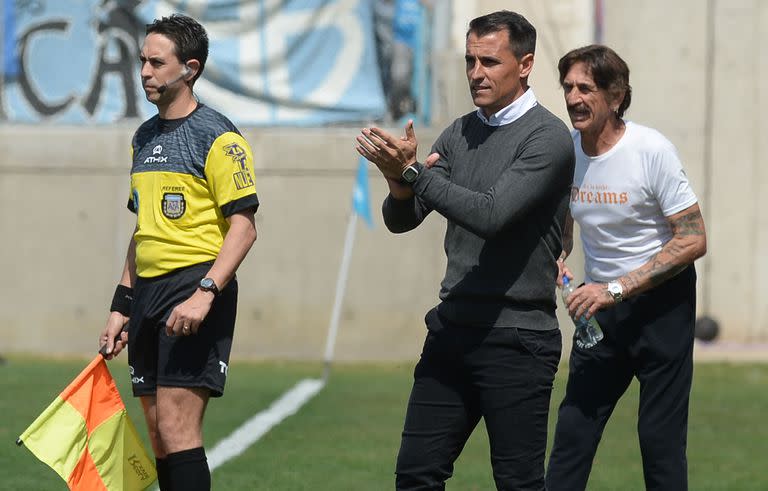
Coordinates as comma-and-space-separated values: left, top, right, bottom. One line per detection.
0, 125, 453, 360
1, 0, 764, 360
601, 0, 767, 340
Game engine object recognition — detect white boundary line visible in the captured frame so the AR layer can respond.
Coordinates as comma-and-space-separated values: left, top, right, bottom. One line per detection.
152, 166, 360, 483
189, 167, 360, 475
207, 378, 326, 471
205, 201, 357, 472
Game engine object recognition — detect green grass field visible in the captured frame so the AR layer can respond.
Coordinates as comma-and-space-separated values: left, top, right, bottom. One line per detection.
2, 356, 766, 490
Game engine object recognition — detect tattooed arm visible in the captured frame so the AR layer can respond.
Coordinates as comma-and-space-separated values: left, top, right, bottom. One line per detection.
566, 203, 707, 320
618, 203, 707, 296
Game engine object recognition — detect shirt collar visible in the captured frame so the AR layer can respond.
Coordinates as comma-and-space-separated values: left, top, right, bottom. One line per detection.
475, 88, 538, 126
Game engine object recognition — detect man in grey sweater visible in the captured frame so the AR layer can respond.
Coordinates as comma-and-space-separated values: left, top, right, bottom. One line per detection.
356, 10, 574, 490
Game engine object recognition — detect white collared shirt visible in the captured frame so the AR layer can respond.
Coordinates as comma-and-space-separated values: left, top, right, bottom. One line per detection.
475, 88, 538, 126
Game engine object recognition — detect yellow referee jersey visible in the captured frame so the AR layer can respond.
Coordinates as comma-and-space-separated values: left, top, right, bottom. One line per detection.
128, 104, 259, 278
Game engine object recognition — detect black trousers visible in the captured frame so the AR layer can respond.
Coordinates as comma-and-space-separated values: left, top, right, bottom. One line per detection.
546, 266, 697, 491
396, 309, 561, 491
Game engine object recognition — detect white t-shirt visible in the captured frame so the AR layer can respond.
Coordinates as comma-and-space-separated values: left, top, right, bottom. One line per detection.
570, 121, 698, 283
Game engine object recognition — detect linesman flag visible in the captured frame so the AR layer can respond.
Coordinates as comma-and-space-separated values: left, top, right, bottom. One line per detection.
17, 355, 156, 490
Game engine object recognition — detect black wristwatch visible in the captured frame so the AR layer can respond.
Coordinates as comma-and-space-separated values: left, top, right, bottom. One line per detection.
199, 277, 220, 296
401, 162, 423, 184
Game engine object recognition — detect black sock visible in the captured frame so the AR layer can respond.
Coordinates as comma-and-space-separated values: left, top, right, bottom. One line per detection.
155, 457, 170, 491
166, 447, 211, 491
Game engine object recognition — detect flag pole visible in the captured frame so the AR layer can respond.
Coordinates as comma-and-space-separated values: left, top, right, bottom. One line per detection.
322, 211, 359, 381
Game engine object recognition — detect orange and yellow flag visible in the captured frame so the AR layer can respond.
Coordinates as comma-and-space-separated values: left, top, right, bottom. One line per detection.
17, 355, 156, 490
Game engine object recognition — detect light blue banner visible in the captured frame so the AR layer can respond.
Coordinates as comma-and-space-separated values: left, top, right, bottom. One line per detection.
0, 0, 386, 125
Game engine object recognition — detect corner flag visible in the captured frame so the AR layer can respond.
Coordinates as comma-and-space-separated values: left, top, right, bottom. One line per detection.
323, 156, 374, 378
352, 156, 373, 227
17, 355, 156, 490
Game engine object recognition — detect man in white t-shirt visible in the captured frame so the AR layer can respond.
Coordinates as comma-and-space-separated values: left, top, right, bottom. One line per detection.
545, 45, 707, 491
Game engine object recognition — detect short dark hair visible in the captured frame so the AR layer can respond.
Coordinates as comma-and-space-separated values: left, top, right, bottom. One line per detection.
146, 14, 209, 82
467, 10, 536, 59
558, 45, 632, 118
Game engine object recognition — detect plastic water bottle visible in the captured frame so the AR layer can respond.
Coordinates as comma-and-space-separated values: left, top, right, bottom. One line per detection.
561, 276, 604, 349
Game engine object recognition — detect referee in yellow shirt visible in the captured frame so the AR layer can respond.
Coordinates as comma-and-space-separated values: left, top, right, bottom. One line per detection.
98, 14, 258, 491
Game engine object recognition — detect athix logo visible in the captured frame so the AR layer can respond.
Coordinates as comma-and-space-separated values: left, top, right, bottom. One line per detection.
144, 144, 168, 164
219, 361, 229, 376
129, 365, 144, 384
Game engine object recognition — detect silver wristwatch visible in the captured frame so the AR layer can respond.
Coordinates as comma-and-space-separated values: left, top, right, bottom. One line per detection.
607, 280, 624, 303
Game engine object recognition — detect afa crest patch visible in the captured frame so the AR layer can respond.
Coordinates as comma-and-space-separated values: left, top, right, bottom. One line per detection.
161, 193, 186, 219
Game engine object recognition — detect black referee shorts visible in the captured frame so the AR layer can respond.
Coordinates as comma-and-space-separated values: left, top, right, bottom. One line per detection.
127, 262, 237, 398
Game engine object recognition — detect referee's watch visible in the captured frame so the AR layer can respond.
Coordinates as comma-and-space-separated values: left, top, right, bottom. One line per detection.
607, 280, 624, 303
199, 277, 220, 296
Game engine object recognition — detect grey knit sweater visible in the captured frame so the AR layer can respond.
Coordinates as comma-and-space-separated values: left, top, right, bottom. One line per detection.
383, 103, 574, 330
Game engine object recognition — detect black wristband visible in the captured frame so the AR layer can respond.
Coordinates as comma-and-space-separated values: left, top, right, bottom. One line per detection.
110, 284, 134, 316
